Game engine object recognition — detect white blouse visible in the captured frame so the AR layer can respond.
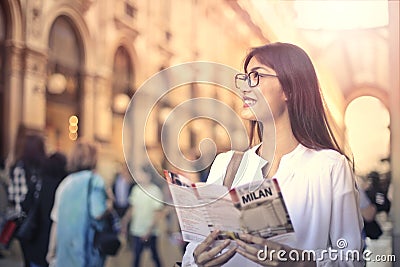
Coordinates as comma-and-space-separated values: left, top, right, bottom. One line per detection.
182, 144, 364, 266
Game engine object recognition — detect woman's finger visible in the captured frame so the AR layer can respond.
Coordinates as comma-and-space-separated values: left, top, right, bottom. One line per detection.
239, 233, 265, 245
202, 245, 237, 267
194, 230, 221, 256
239, 233, 282, 251
237, 234, 286, 266
236, 239, 260, 255
196, 239, 230, 265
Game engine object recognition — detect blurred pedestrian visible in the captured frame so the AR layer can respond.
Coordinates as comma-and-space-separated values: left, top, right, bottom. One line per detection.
0, 158, 7, 228
359, 182, 381, 240
29, 152, 67, 267
366, 171, 391, 214
0, 158, 8, 257
112, 163, 135, 218
8, 133, 46, 267
47, 139, 111, 267
122, 168, 164, 267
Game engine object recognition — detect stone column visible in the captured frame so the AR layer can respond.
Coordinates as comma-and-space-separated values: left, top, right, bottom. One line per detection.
80, 73, 95, 139
21, 48, 47, 130
2, 42, 23, 164
93, 75, 112, 142
22, 0, 48, 131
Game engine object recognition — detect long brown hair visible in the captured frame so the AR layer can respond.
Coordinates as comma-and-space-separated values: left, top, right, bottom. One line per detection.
244, 43, 346, 157
16, 133, 46, 169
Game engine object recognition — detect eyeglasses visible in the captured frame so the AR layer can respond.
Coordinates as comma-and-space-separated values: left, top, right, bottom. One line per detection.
235, 71, 278, 89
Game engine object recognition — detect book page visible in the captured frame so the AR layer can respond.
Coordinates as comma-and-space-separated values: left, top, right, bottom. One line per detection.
195, 184, 241, 235
230, 178, 294, 239
168, 184, 210, 242
164, 170, 295, 242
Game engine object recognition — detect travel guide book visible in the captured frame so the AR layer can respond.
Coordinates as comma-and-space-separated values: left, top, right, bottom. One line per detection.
164, 170, 295, 243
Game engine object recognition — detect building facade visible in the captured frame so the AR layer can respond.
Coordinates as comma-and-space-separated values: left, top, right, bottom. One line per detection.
0, 0, 269, 179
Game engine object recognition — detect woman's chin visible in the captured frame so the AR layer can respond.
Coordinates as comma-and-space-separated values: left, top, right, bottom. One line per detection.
240, 108, 256, 121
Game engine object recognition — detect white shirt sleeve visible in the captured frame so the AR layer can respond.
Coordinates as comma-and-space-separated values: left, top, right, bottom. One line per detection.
50, 179, 64, 222
50, 176, 71, 222
182, 242, 199, 267
316, 156, 364, 267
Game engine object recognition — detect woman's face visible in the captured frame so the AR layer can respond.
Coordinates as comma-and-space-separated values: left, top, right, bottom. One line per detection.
239, 57, 287, 123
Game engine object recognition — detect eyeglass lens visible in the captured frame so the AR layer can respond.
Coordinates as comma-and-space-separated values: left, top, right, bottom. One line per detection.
235, 74, 247, 89
248, 72, 259, 87
235, 72, 259, 89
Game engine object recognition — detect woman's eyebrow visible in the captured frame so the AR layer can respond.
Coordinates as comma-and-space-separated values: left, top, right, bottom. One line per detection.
249, 66, 270, 72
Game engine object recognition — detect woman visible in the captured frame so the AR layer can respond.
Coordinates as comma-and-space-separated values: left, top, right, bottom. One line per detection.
183, 43, 363, 266
29, 152, 67, 267
47, 139, 110, 267
8, 133, 46, 267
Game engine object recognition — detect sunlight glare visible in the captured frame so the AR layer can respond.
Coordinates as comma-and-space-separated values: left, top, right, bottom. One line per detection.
294, 1, 388, 30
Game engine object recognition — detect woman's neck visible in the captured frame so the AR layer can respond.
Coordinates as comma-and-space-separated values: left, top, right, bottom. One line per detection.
259, 115, 299, 178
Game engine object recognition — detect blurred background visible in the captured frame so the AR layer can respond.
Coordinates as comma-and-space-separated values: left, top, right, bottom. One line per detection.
0, 0, 399, 266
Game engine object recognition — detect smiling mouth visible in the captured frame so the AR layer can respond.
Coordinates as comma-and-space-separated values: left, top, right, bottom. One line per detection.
243, 97, 257, 107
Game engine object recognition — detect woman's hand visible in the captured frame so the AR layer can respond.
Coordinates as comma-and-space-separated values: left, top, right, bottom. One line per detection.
193, 230, 237, 267
236, 233, 316, 267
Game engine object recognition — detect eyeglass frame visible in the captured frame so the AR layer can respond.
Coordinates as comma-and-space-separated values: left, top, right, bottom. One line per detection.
235, 71, 278, 89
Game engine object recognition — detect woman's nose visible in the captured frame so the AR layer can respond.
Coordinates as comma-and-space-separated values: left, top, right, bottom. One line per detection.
238, 83, 252, 94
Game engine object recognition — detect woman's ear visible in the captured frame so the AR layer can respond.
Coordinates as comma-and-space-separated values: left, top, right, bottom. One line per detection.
283, 92, 289, 102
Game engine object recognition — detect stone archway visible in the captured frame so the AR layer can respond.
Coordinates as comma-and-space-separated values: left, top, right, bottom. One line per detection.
344, 95, 390, 176
45, 15, 85, 154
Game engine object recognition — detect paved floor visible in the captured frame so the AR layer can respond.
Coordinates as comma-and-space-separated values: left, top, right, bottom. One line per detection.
0, 217, 184, 267
0, 234, 183, 267
0, 213, 394, 267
